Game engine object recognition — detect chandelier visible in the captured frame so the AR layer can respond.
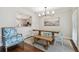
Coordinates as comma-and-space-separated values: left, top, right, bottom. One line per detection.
38, 7, 55, 17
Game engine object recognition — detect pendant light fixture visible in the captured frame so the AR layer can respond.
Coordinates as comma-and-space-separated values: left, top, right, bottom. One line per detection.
38, 7, 55, 17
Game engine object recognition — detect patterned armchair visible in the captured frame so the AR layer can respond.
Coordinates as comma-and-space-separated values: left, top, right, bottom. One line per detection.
2, 27, 23, 52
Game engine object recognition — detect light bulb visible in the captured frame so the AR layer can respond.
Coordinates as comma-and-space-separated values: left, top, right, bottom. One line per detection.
42, 12, 45, 15
38, 14, 41, 16
47, 11, 49, 14
52, 11, 55, 14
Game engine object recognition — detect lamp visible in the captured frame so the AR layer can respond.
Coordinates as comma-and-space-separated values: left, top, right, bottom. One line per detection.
38, 7, 55, 17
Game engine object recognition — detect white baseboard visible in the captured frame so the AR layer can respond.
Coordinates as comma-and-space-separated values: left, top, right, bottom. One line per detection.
64, 36, 72, 40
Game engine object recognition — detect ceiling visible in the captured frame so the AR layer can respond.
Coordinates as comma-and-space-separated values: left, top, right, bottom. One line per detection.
22, 7, 73, 16
26, 7, 72, 13
28, 7, 60, 12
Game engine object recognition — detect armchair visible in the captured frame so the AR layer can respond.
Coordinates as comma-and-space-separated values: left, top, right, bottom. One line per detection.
2, 27, 23, 52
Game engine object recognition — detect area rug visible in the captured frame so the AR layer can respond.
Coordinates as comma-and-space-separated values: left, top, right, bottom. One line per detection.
24, 38, 75, 52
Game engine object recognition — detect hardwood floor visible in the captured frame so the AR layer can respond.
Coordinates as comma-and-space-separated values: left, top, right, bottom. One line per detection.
7, 43, 43, 52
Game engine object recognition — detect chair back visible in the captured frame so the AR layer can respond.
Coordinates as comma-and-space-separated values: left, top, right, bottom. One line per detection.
2, 27, 17, 39
58, 32, 64, 40
2, 27, 23, 47
43, 32, 52, 37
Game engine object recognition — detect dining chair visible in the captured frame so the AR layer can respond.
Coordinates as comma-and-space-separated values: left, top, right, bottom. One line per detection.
43, 32, 52, 37
55, 32, 64, 46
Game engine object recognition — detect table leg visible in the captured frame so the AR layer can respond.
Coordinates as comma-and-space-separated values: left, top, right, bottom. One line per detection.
44, 41, 50, 50
51, 32, 55, 44
38, 31, 41, 35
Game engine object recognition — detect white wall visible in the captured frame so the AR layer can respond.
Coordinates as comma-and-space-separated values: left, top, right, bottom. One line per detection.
39, 10, 72, 38
0, 7, 40, 28
0, 7, 73, 46
0, 7, 40, 46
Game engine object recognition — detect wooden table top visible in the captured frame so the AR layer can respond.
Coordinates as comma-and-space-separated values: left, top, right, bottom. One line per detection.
33, 29, 59, 33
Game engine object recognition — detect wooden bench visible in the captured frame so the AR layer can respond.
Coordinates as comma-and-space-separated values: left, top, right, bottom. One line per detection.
33, 35, 54, 49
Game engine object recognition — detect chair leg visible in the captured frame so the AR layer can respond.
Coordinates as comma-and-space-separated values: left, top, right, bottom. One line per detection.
5, 46, 7, 52
33, 37, 35, 44
55, 40, 63, 46
61, 39, 63, 46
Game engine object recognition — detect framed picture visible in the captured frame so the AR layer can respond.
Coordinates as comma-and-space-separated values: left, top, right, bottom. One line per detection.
44, 17, 60, 26
16, 13, 32, 27
21, 16, 32, 26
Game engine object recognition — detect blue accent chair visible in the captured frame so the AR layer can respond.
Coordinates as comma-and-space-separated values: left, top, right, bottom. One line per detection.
2, 27, 23, 52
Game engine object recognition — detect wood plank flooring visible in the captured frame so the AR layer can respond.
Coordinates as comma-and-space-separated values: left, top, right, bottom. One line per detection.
7, 43, 43, 52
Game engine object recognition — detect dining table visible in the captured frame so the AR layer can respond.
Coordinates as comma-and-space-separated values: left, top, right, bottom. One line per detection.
33, 29, 60, 49
33, 29, 59, 40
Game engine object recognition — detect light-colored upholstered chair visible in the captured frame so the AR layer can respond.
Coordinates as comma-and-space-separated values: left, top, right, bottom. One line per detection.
55, 32, 64, 46
43, 32, 52, 37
